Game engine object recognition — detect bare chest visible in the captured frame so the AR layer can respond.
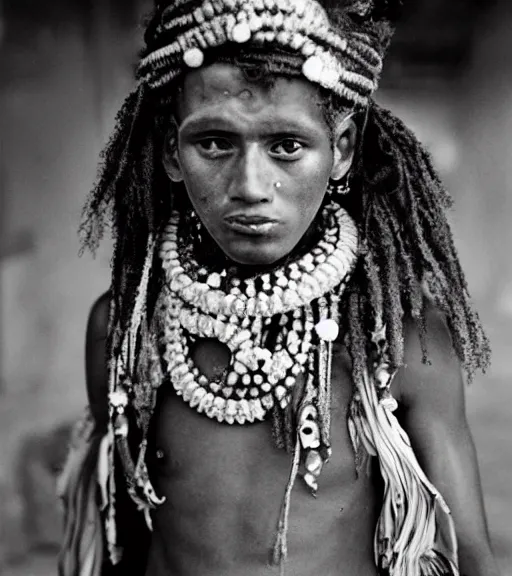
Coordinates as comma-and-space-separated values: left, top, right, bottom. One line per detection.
142, 342, 380, 575
148, 343, 361, 493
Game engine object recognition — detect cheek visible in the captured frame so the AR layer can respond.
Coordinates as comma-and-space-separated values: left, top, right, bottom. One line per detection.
180, 148, 206, 186
179, 150, 219, 209
184, 180, 215, 223
292, 152, 332, 210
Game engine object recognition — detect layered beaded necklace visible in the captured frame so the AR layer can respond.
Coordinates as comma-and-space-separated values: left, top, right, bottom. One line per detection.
158, 203, 359, 433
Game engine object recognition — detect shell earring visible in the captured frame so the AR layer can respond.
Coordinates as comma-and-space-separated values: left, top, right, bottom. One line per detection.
326, 178, 350, 196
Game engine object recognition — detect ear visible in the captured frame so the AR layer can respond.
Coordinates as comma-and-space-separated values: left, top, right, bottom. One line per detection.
162, 120, 184, 182
330, 114, 358, 181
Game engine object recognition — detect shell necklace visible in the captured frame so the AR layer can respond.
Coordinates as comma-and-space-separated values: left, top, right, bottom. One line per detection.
158, 203, 359, 426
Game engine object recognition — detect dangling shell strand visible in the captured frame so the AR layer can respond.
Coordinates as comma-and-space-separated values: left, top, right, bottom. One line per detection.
108, 234, 166, 528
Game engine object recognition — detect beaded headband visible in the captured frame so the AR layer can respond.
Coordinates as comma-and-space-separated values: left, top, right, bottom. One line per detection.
138, 0, 400, 107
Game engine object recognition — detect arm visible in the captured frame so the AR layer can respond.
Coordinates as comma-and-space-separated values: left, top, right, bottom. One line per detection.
393, 307, 500, 576
85, 291, 151, 574
58, 291, 112, 576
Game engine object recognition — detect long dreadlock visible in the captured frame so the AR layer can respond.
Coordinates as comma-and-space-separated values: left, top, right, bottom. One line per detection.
79, 84, 172, 357
341, 103, 490, 381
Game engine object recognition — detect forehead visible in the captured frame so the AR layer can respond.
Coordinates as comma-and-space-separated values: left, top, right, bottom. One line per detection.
174, 63, 328, 128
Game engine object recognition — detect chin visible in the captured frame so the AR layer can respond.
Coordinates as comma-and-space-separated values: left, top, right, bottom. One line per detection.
221, 241, 288, 268
225, 249, 282, 267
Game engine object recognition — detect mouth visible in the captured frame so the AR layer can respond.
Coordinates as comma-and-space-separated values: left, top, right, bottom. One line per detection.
224, 215, 279, 236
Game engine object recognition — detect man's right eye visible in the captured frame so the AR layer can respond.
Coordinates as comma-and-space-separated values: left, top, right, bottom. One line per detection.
197, 137, 233, 156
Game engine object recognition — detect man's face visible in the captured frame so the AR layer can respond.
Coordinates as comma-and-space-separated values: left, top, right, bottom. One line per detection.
168, 63, 340, 266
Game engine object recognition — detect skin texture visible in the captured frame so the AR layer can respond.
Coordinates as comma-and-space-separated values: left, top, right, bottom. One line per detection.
84, 65, 500, 576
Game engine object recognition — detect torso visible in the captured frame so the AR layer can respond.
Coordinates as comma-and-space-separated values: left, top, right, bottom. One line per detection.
144, 340, 381, 576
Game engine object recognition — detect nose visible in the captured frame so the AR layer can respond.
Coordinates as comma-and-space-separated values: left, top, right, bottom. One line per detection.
228, 144, 274, 204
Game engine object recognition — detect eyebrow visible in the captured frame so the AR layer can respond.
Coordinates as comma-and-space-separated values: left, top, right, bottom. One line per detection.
179, 112, 325, 137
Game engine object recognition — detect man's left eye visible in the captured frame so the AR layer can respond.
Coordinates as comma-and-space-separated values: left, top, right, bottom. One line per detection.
270, 139, 304, 157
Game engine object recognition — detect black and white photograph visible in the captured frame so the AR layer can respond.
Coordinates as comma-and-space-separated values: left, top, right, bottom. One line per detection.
0, 1, 511, 575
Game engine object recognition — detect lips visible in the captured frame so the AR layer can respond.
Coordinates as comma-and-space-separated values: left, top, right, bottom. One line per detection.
224, 214, 279, 236
225, 214, 277, 225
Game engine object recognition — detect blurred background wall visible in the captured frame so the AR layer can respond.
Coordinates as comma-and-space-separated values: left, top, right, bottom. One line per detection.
0, 1, 511, 574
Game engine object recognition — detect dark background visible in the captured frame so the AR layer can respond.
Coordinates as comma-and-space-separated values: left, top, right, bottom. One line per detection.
1, 1, 511, 574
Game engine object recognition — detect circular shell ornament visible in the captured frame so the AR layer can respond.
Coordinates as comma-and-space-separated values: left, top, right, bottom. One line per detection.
114, 413, 129, 438
303, 472, 318, 493
299, 419, 320, 449
305, 450, 323, 476
183, 47, 204, 68
380, 394, 398, 412
109, 389, 129, 410
232, 22, 251, 43
315, 318, 339, 342
302, 55, 327, 85
375, 365, 391, 388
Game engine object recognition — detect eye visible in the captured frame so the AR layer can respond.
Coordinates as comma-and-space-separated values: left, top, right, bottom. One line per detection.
196, 137, 233, 157
269, 138, 304, 159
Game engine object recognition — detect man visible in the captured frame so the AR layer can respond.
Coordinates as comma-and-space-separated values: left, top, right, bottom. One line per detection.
58, 1, 500, 575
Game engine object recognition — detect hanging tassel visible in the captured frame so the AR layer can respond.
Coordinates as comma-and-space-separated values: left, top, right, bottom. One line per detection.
317, 339, 332, 458
102, 354, 123, 565
314, 294, 340, 464
297, 367, 323, 495
347, 393, 375, 478
132, 304, 167, 529
349, 317, 459, 576
128, 233, 156, 375
272, 434, 302, 574
113, 407, 164, 527
358, 366, 459, 575
271, 404, 287, 451
108, 232, 168, 531
134, 438, 166, 530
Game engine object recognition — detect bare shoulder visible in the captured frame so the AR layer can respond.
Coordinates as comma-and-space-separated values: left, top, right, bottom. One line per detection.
392, 303, 465, 416
87, 290, 111, 341
85, 290, 111, 430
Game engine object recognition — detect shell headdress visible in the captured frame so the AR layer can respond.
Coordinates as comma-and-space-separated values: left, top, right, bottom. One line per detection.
139, 0, 403, 107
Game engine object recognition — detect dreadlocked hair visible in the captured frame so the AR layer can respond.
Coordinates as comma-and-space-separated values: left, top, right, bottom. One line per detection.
338, 102, 490, 382
79, 84, 173, 358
